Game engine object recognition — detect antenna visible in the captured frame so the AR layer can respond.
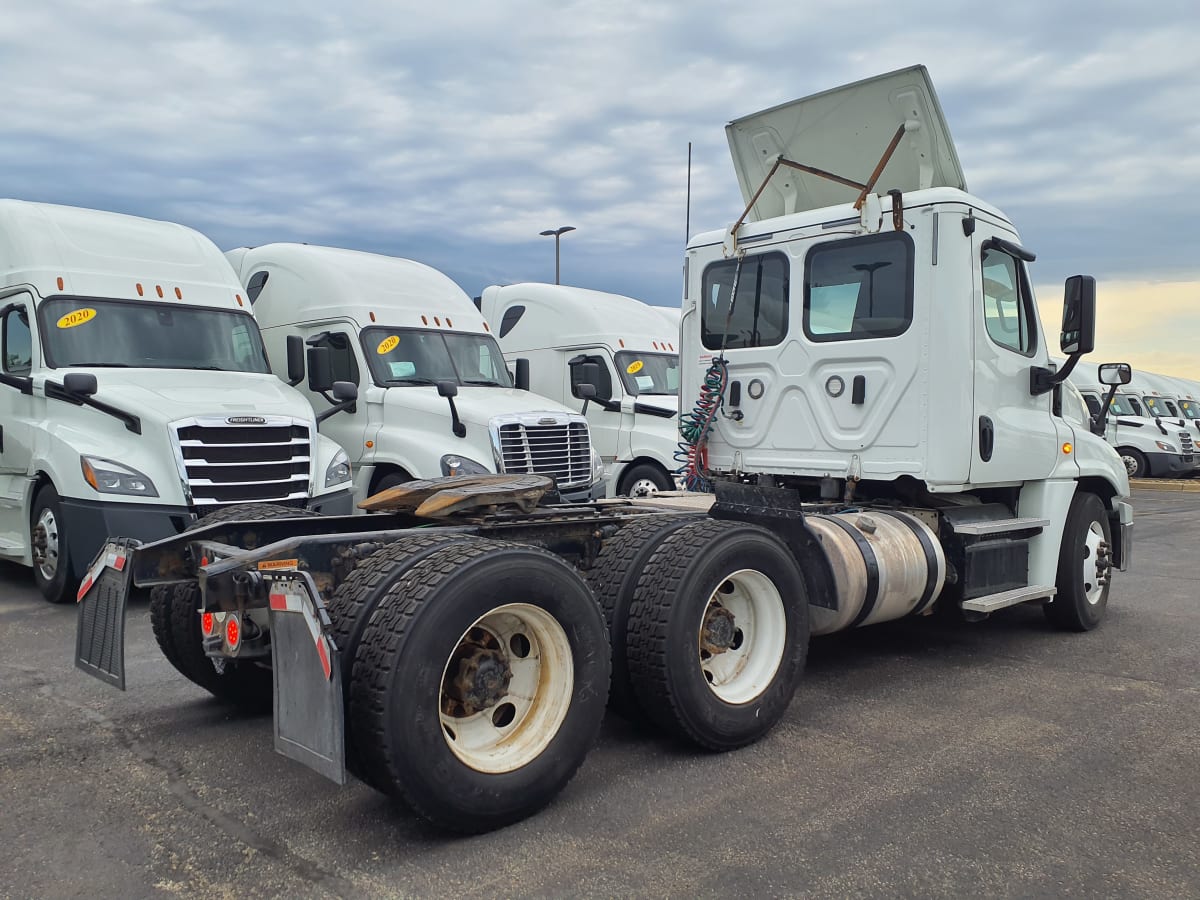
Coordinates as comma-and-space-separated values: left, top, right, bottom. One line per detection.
685, 141, 692, 245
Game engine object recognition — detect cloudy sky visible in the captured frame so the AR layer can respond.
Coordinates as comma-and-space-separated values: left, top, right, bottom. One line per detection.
3, 0, 1199, 376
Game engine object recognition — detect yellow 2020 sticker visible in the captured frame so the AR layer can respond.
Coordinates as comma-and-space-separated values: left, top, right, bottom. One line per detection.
377, 335, 400, 354
626, 359, 644, 374
57, 308, 96, 329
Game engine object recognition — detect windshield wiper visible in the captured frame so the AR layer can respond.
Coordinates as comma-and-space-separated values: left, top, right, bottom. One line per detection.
387, 376, 438, 385
463, 379, 506, 387
70, 362, 131, 368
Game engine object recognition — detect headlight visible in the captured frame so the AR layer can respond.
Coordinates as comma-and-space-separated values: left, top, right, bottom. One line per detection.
441, 454, 491, 476
325, 449, 352, 487
591, 447, 605, 483
1155, 440, 1177, 453
80, 456, 158, 497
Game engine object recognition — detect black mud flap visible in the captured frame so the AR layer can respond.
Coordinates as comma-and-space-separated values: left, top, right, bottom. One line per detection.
266, 573, 347, 786
74, 539, 139, 690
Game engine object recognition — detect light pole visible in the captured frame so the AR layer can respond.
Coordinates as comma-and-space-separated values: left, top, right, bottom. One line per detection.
539, 226, 576, 284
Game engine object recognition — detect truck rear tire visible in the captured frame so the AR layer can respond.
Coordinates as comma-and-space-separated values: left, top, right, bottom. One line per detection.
149, 503, 318, 707
585, 514, 701, 717
31, 485, 79, 605
625, 520, 809, 750
325, 533, 491, 786
1045, 492, 1113, 632
348, 540, 610, 833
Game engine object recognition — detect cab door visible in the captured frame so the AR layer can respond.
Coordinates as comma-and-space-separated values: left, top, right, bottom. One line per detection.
303, 325, 369, 463
0, 295, 37, 553
565, 350, 622, 463
968, 232, 1063, 483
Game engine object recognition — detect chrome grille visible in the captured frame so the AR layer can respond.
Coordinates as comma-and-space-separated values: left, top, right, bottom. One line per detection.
170, 416, 312, 507
1179, 431, 1194, 462
491, 414, 592, 490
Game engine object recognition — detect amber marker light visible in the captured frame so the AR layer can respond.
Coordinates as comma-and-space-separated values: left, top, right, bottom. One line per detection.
1062, 443, 1073, 454
175, 287, 183, 299
56, 277, 64, 290
156, 285, 164, 298
136, 283, 144, 296
365, 440, 374, 448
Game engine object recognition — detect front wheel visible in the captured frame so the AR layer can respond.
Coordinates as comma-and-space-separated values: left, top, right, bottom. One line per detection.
617, 463, 674, 498
1118, 448, 1147, 478
1045, 492, 1113, 632
31, 485, 78, 604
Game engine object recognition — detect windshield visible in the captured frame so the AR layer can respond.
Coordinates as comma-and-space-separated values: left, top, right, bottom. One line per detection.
38, 296, 270, 373
362, 327, 512, 388
1178, 398, 1200, 420
614, 351, 679, 396
1142, 396, 1179, 419
1107, 395, 1136, 416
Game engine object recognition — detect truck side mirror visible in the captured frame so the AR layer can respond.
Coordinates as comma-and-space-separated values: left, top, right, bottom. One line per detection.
307, 346, 333, 393
286, 335, 306, 386
579, 362, 602, 392
437, 380, 458, 398
1060, 275, 1096, 356
1098, 362, 1131, 386
436, 381, 466, 437
331, 381, 358, 402
514, 358, 530, 392
63, 372, 98, 397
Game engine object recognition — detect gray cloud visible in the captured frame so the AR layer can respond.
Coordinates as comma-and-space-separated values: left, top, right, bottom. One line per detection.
2, 0, 1199, 307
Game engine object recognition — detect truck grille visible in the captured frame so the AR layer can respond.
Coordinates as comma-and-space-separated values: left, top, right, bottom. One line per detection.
492, 414, 592, 490
1180, 431, 1194, 462
170, 416, 312, 507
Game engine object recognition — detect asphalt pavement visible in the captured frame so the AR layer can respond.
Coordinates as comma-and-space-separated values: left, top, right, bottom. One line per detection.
1, 489, 1197, 898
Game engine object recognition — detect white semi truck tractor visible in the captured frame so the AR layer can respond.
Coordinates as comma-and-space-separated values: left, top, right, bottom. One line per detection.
75, 67, 1132, 834
0, 200, 353, 604
478, 283, 680, 497
225, 245, 606, 504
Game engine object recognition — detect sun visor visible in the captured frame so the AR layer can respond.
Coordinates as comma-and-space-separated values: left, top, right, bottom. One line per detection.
725, 65, 966, 222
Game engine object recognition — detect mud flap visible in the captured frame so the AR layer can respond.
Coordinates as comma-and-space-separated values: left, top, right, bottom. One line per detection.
75, 539, 138, 690
267, 574, 347, 786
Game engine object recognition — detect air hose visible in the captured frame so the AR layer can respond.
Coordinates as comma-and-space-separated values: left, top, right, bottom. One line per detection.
675, 256, 743, 492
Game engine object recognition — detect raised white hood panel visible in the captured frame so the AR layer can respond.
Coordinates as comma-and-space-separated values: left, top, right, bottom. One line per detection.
725, 65, 966, 221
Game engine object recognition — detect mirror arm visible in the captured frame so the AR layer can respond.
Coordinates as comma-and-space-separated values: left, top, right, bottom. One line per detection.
315, 397, 356, 425
1092, 383, 1119, 435
1030, 353, 1082, 397
44, 380, 142, 433
444, 396, 466, 438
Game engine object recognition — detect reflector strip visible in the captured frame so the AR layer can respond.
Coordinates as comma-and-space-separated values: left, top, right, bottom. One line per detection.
268, 591, 333, 679
77, 544, 127, 601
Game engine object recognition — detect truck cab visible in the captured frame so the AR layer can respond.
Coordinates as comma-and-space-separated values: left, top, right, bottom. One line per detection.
679, 66, 1130, 619
226, 245, 606, 503
479, 283, 680, 497
0, 201, 352, 603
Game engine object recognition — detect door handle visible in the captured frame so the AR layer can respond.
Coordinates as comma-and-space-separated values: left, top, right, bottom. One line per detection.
979, 416, 994, 462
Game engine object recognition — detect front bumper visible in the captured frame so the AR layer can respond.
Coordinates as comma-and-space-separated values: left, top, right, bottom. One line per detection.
60, 497, 193, 581
1110, 500, 1133, 571
307, 488, 354, 516
558, 479, 606, 503
1145, 451, 1197, 477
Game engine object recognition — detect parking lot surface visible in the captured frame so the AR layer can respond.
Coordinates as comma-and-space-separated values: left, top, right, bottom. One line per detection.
1, 490, 1197, 898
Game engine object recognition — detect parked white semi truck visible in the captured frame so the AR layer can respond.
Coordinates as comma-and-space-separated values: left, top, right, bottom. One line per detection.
1165, 375, 1200, 435
77, 66, 1132, 835
0, 201, 353, 604
478, 283, 680, 496
1071, 366, 1196, 477
225, 245, 606, 503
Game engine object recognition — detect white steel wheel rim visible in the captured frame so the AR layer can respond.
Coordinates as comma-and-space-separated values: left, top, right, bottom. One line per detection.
34, 508, 60, 581
439, 602, 574, 774
628, 477, 661, 498
1081, 520, 1107, 605
1121, 454, 1138, 476
697, 568, 786, 704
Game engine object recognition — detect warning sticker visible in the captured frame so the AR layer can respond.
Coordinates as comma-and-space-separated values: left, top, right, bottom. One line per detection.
626, 359, 644, 374
377, 335, 400, 354
57, 308, 96, 329
257, 558, 300, 572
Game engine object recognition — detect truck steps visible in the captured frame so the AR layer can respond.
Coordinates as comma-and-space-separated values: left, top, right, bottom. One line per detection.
961, 585, 1056, 613
951, 517, 1049, 536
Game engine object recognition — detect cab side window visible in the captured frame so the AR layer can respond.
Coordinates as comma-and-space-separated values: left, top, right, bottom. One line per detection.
311, 332, 360, 385
3, 308, 32, 376
702, 252, 789, 350
981, 246, 1034, 355
570, 354, 613, 400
